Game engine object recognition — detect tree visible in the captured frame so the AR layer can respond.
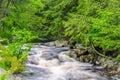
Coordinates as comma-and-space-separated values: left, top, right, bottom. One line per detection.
64, 0, 120, 55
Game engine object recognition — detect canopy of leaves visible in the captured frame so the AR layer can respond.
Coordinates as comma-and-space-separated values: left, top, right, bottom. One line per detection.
0, 0, 120, 54
64, 0, 120, 52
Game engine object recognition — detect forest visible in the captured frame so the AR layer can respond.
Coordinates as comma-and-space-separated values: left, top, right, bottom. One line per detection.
0, 0, 120, 80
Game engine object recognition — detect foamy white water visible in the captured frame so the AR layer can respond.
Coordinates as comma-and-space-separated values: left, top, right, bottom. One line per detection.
13, 44, 108, 80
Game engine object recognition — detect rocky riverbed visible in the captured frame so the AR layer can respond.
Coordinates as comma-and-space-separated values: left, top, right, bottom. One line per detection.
12, 43, 110, 80
0, 41, 120, 80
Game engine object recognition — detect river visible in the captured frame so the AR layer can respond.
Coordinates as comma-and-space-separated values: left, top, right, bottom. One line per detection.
12, 43, 119, 80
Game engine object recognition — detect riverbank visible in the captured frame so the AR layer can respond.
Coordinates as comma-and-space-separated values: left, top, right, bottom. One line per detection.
0, 40, 120, 80
12, 43, 108, 80
41, 40, 120, 79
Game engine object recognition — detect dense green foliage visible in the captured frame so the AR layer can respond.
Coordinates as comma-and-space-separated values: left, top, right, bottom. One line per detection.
64, 0, 120, 52
0, 0, 120, 77
0, 71, 10, 80
0, 44, 28, 73
31, 0, 120, 53
0, 0, 120, 43
0, 0, 43, 42
39, 0, 120, 54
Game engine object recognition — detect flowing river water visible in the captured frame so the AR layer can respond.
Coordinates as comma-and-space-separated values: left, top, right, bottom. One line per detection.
12, 43, 119, 80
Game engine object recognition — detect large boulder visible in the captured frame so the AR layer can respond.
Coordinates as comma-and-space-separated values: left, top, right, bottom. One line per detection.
44, 40, 69, 47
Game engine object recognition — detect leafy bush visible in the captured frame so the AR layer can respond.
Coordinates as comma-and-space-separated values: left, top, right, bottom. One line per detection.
0, 44, 28, 73
12, 28, 38, 43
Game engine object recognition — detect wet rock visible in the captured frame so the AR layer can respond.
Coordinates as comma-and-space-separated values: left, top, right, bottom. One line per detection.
44, 40, 68, 47
29, 51, 37, 55
105, 60, 114, 68
13, 44, 109, 80
27, 55, 40, 65
93, 66, 104, 73
39, 51, 58, 60
75, 43, 83, 49
58, 54, 75, 62
54, 40, 68, 47
73, 49, 89, 57
98, 58, 118, 69
78, 54, 93, 62
117, 66, 120, 72
44, 42, 56, 46
60, 51, 77, 59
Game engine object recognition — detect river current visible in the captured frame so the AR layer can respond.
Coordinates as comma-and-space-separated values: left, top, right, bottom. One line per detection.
13, 43, 109, 80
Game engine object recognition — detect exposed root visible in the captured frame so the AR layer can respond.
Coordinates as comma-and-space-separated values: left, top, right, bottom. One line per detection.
91, 42, 113, 60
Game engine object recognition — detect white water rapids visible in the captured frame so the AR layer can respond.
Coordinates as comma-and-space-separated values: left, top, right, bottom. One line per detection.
13, 44, 108, 80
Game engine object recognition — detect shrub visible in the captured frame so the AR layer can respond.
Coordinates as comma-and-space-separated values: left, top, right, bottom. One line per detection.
0, 44, 28, 73
12, 28, 38, 43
